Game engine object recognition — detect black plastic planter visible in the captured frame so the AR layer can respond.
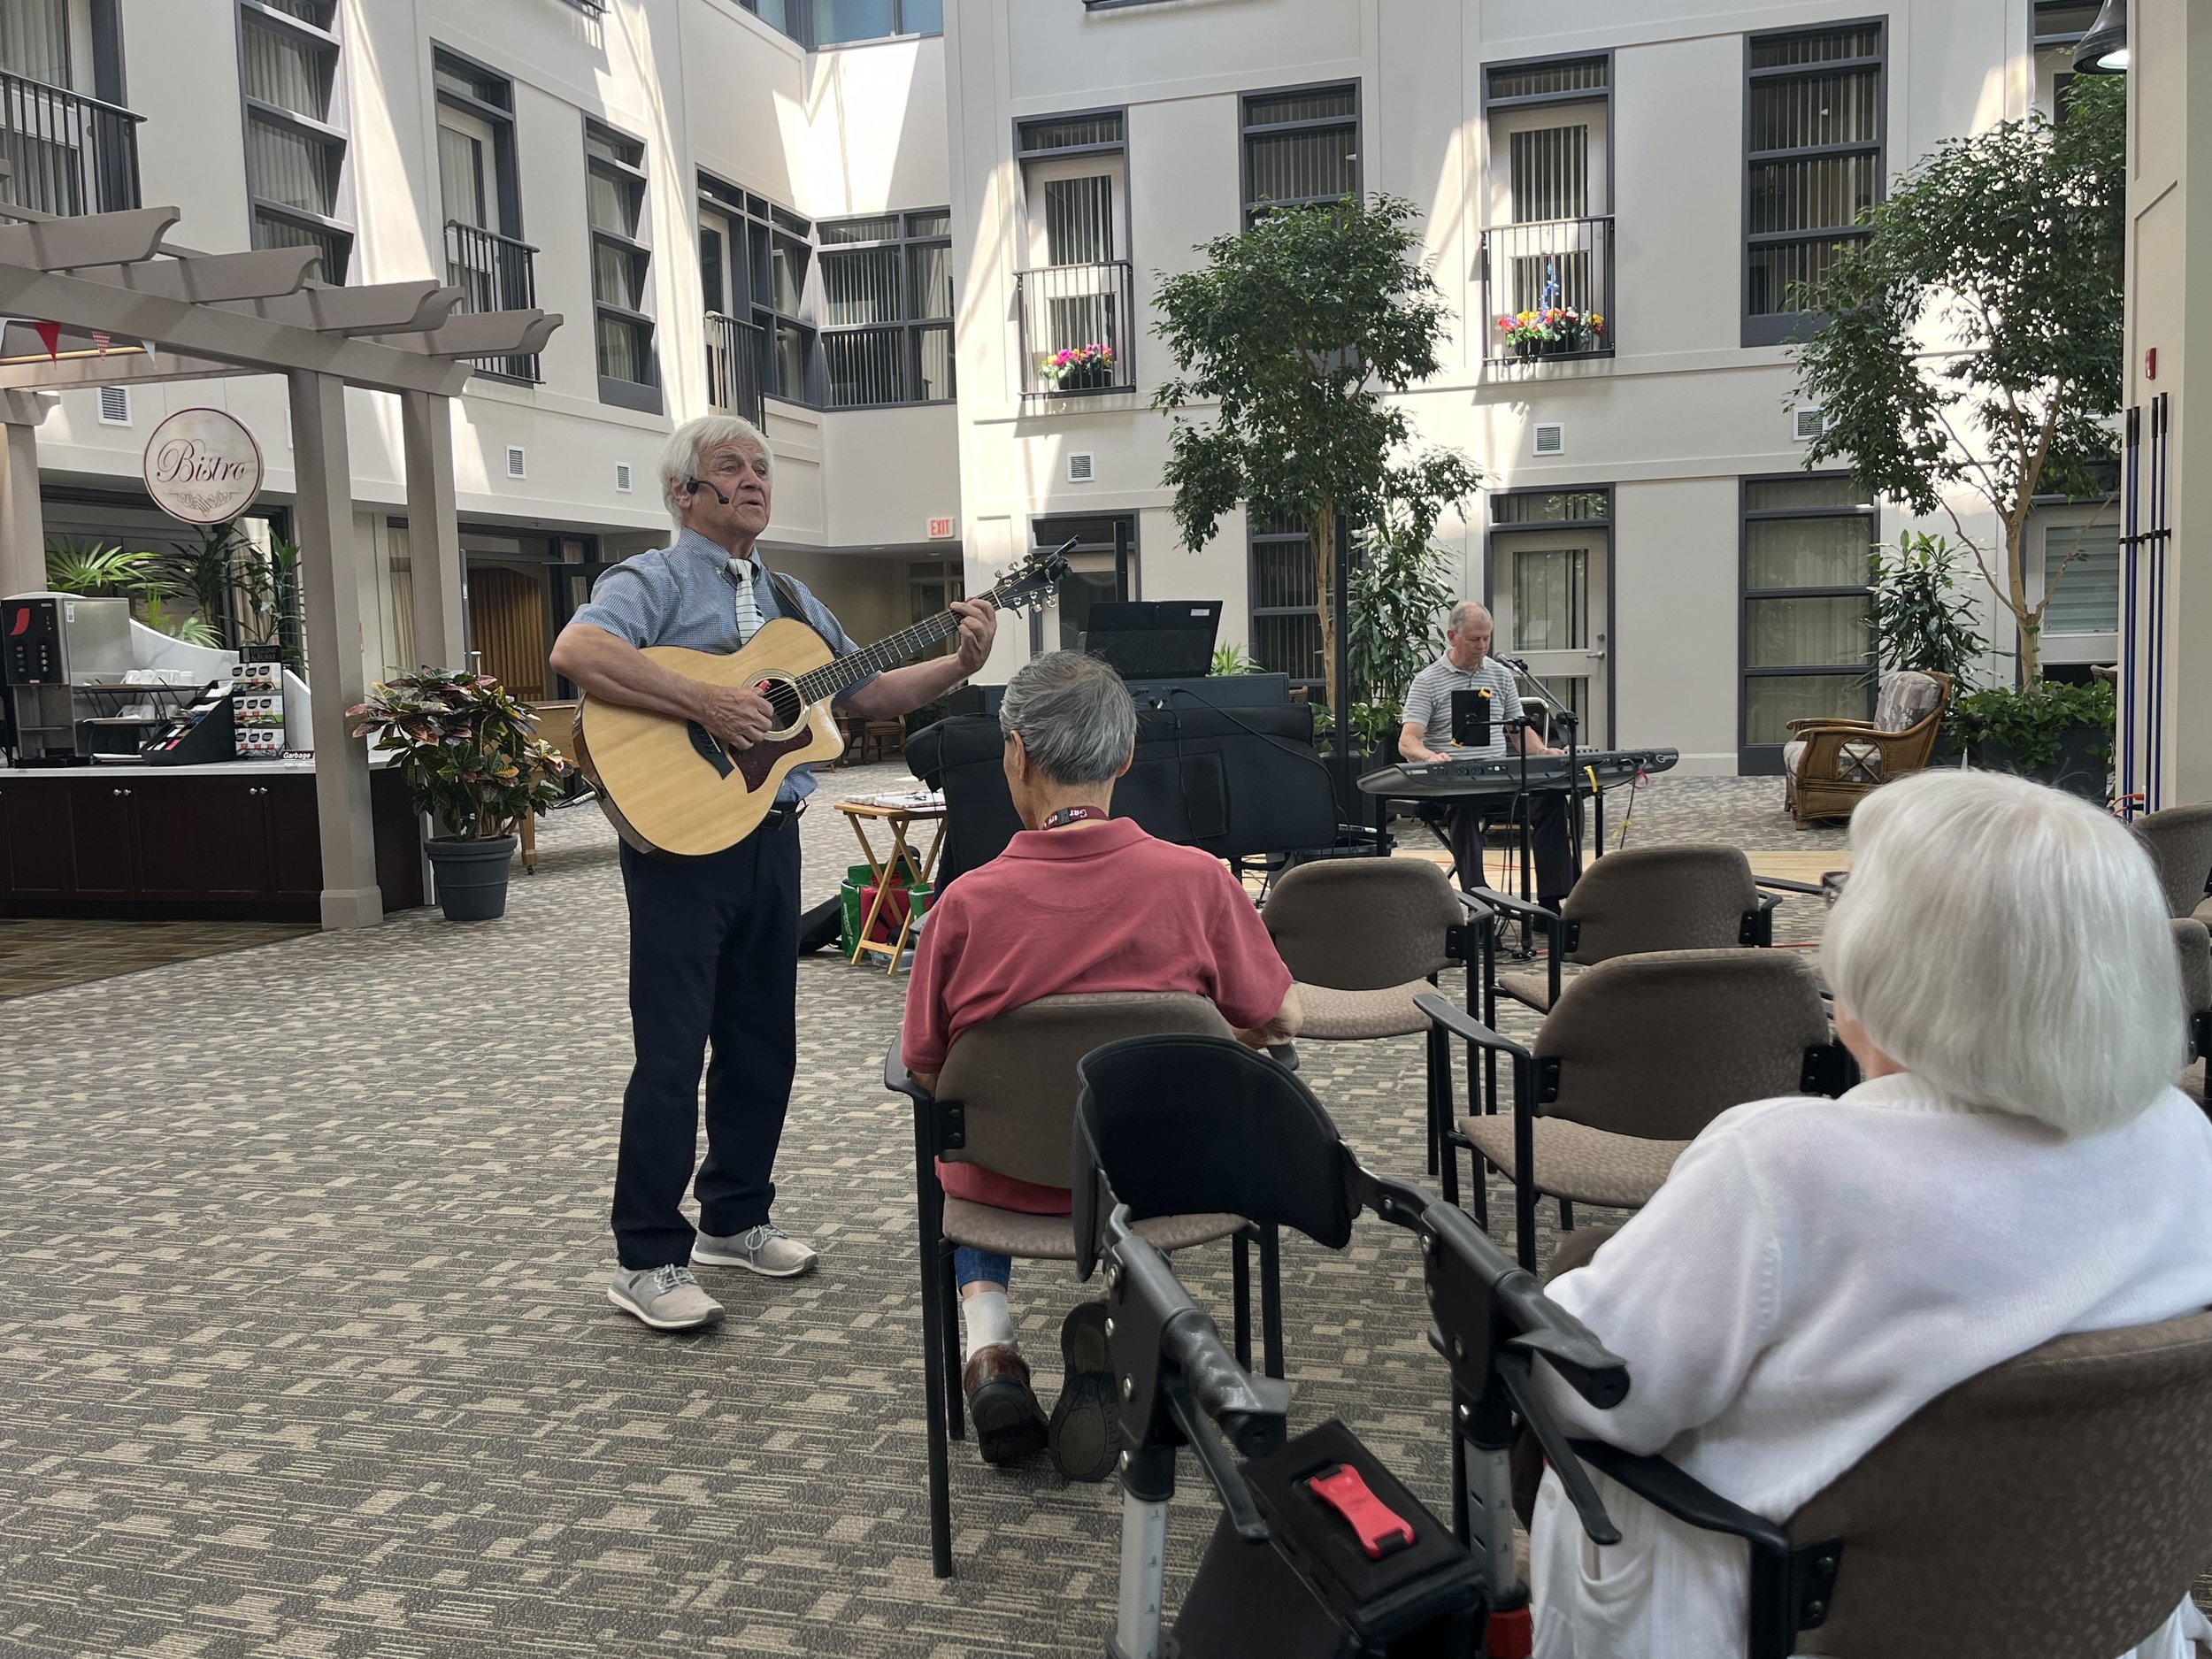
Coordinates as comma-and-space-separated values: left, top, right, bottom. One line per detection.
1969, 723, 2110, 804
426, 834, 517, 922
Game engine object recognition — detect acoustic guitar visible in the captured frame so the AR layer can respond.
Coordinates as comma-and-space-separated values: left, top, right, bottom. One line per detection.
574, 542, 1070, 856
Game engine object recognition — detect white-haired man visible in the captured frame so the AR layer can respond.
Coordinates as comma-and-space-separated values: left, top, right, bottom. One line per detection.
549, 414, 995, 1332
1398, 601, 1574, 908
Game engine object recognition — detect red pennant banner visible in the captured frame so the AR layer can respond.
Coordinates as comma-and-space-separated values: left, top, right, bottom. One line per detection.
31, 319, 59, 360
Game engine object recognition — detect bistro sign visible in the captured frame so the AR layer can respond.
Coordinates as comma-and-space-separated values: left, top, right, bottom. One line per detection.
143, 407, 263, 525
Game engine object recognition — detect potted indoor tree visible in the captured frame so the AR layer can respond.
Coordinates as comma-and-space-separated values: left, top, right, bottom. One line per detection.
349, 667, 570, 921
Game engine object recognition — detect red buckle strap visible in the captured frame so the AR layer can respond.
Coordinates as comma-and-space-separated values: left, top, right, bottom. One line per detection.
1305, 1463, 1416, 1560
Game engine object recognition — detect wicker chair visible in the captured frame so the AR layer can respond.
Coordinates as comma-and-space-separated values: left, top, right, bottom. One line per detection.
2138, 803, 2212, 923
1782, 670, 1954, 828
884, 991, 1281, 1579
1572, 1307, 2212, 1659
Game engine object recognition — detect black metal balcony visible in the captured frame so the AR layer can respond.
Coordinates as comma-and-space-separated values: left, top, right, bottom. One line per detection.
1016, 261, 1136, 398
705, 311, 765, 426
444, 220, 541, 383
0, 70, 142, 219
1479, 216, 1616, 365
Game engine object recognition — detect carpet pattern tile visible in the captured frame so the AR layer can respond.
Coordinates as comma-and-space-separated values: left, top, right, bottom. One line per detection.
4, 770, 2187, 1655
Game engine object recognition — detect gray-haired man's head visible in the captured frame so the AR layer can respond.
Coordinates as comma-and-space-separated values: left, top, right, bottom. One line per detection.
997, 650, 1137, 787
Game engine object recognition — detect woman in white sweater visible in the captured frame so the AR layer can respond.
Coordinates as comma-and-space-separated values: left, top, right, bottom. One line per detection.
1527, 768, 2212, 1659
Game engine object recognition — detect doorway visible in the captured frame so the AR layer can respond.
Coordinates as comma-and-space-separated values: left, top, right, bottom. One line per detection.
1486, 96, 1610, 319
1489, 527, 1609, 747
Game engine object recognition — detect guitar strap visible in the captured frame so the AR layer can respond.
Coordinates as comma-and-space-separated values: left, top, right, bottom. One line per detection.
762, 568, 826, 647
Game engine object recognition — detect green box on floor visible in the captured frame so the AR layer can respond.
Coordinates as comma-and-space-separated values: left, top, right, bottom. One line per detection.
839, 863, 932, 956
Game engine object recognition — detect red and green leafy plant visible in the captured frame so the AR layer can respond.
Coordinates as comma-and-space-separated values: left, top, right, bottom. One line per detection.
349, 668, 569, 842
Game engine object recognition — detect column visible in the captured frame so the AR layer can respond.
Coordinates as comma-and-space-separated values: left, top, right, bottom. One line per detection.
288, 369, 382, 931
0, 392, 49, 597
400, 388, 465, 671
2124, 0, 2212, 808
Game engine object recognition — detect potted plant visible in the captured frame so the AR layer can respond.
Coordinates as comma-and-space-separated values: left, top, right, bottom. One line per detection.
1953, 679, 2115, 803
1496, 307, 1604, 358
1041, 342, 1116, 391
1865, 531, 1985, 759
349, 667, 571, 921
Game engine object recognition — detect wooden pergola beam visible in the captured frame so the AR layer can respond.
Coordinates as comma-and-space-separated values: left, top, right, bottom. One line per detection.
0, 206, 179, 272
0, 261, 472, 396
109, 247, 321, 304
241, 280, 464, 338
396, 309, 563, 359
0, 349, 241, 389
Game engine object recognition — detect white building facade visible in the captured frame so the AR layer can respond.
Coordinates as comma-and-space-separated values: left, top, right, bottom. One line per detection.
0, 0, 2115, 778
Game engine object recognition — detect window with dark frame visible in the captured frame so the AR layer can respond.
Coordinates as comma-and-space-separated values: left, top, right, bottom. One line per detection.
2033, 2, 2098, 120
1740, 473, 1877, 769
738, 0, 942, 50
1240, 82, 1359, 227
586, 118, 657, 411
1029, 513, 1136, 656
1743, 19, 1885, 347
434, 49, 537, 383
817, 209, 953, 408
701, 176, 815, 405
1016, 110, 1132, 397
1248, 513, 1323, 687
237, 0, 351, 282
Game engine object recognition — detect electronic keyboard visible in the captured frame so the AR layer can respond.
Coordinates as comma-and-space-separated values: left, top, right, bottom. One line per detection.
1357, 747, 1679, 801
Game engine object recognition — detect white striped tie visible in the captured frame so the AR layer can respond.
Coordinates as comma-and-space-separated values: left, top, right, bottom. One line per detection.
730, 558, 764, 642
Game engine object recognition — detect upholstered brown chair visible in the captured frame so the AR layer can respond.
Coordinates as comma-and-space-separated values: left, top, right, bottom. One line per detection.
2139, 803, 2212, 922
1783, 670, 1954, 828
1261, 856, 1481, 1176
884, 991, 1281, 1578
2178, 918, 2210, 1112
1477, 846, 1784, 1018
1421, 949, 1843, 1270
1574, 1309, 2212, 1659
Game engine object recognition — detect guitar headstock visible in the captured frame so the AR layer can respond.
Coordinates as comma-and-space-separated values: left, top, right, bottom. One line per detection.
985, 536, 1076, 615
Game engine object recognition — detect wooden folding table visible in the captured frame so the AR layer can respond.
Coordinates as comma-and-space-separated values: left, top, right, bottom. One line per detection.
833, 796, 947, 972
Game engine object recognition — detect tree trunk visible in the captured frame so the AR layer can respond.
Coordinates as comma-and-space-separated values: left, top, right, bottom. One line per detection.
2007, 513, 2040, 681
1314, 503, 1338, 713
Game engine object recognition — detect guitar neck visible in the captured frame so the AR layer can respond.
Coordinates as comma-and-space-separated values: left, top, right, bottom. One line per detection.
794, 597, 993, 705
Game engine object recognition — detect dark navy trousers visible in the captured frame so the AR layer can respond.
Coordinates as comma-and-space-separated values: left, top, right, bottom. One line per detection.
1448, 792, 1577, 908
611, 816, 801, 1269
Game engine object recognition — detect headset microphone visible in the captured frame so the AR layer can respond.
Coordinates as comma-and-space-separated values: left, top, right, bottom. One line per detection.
685, 476, 732, 506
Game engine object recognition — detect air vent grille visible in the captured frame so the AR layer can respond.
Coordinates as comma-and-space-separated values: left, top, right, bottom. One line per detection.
1532, 422, 1564, 457
1066, 451, 1095, 483
1793, 405, 1825, 442
615, 462, 633, 492
505, 445, 526, 480
96, 386, 130, 426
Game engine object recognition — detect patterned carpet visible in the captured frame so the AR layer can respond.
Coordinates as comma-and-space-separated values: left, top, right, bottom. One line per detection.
0, 766, 2115, 1658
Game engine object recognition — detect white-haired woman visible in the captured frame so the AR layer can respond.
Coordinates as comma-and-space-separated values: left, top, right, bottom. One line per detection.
1525, 769, 2212, 1658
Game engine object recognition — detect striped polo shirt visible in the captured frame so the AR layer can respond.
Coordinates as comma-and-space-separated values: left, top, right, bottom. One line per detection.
1401, 653, 1523, 760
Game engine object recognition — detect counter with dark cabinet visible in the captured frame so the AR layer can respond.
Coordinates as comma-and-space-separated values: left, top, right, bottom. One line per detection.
0, 761, 426, 921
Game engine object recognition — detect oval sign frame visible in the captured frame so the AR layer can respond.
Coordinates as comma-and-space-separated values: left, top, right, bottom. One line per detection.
143, 406, 265, 526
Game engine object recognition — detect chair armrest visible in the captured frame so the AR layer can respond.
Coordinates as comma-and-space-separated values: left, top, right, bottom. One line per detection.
883, 1041, 930, 1104
1755, 877, 1824, 897
1786, 717, 1874, 734
1455, 888, 1495, 920
1470, 885, 1559, 928
1569, 1440, 1841, 1659
1417, 991, 1532, 1062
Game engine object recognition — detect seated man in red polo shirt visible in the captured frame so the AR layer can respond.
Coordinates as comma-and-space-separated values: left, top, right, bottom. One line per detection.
902, 649, 1301, 1477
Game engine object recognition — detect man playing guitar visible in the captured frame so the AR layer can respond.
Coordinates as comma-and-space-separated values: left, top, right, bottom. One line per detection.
550, 414, 995, 1331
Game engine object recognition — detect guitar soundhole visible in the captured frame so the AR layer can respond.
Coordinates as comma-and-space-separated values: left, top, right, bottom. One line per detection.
757, 676, 806, 733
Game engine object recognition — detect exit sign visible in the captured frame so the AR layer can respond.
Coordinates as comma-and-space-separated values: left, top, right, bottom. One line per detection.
927, 516, 955, 540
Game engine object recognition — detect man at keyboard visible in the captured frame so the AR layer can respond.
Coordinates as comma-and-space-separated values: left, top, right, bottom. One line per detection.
1398, 602, 1575, 908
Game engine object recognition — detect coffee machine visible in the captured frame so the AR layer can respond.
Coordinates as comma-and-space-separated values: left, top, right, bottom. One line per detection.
3, 592, 135, 762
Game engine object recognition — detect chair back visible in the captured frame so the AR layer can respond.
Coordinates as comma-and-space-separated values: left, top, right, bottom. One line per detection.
2175, 918, 2211, 1021
1559, 847, 1763, 965
1263, 858, 1461, 990
1073, 1034, 1357, 1278
934, 992, 1233, 1189
1535, 949, 1831, 1140
2137, 803, 2212, 918
1875, 669, 1953, 773
1788, 1309, 2212, 1659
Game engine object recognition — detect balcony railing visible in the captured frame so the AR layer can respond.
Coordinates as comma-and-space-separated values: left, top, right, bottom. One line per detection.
705, 311, 765, 426
444, 220, 542, 383
1479, 216, 1615, 365
0, 70, 142, 219
1016, 260, 1136, 398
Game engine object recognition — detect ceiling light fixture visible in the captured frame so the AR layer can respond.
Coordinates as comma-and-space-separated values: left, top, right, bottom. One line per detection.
2074, 0, 2128, 74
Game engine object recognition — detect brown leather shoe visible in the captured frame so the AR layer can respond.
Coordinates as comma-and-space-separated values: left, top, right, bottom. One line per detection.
963, 1343, 1048, 1465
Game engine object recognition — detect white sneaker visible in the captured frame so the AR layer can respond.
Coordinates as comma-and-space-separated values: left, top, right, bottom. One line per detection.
692, 1223, 818, 1278
606, 1264, 725, 1330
